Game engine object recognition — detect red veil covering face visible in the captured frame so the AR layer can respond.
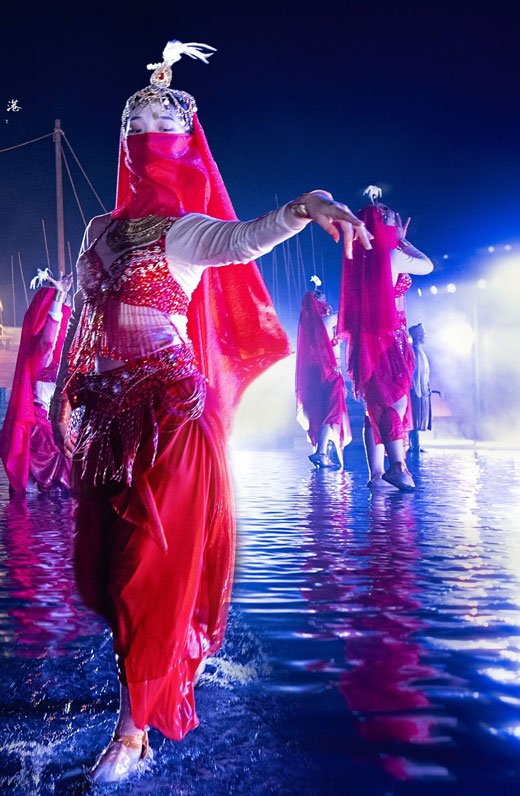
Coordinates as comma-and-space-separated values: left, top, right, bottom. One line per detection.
0, 288, 71, 493
112, 117, 291, 433
337, 205, 414, 443
296, 291, 351, 453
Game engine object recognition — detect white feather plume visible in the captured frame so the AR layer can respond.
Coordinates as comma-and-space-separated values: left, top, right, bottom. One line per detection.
310, 275, 322, 288
363, 185, 383, 203
147, 40, 216, 71
30, 267, 52, 291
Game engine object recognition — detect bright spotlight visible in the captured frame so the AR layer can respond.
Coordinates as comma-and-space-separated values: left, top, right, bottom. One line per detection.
442, 254, 449, 260
447, 283, 457, 293
505, 245, 512, 251
438, 317, 475, 357
430, 285, 438, 295
417, 288, 423, 297
488, 246, 495, 253
477, 279, 487, 289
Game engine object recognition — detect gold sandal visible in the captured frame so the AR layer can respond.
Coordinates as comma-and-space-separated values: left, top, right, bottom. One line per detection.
112, 729, 149, 759
87, 729, 150, 784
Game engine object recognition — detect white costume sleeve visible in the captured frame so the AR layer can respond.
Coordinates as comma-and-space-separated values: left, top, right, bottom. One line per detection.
165, 205, 308, 297
391, 240, 433, 276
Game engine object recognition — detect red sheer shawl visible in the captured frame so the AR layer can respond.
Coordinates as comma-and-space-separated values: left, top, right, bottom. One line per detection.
296, 291, 350, 448
112, 117, 290, 435
337, 205, 401, 403
0, 289, 71, 492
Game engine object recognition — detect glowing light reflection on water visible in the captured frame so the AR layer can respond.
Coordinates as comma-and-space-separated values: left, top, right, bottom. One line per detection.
1, 445, 520, 793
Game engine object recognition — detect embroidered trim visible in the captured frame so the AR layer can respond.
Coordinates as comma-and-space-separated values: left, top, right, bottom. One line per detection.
68, 344, 206, 485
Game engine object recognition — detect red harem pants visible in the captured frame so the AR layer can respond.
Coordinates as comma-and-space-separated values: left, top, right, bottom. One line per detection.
73, 393, 235, 740
301, 367, 352, 450
363, 337, 414, 446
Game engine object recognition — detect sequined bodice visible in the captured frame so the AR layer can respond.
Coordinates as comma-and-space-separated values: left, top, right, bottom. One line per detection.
394, 272, 412, 299
79, 220, 189, 317
70, 222, 194, 373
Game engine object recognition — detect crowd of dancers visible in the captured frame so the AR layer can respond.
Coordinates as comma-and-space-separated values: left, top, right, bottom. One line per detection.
296, 190, 434, 490
0, 38, 436, 784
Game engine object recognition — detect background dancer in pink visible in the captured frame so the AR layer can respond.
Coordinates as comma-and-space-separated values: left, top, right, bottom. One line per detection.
338, 187, 433, 491
50, 40, 373, 784
296, 276, 351, 468
0, 270, 72, 495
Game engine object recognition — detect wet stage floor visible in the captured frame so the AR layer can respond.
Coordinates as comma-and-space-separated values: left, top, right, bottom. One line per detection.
1, 442, 520, 795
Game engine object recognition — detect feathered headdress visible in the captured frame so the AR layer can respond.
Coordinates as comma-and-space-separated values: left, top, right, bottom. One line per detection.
363, 185, 383, 204
121, 39, 216, 131
29, 267, 52, 291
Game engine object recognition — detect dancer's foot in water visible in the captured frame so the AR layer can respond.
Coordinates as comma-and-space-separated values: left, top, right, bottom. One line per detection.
382, 463, 416, 492
88, 729, 150, 784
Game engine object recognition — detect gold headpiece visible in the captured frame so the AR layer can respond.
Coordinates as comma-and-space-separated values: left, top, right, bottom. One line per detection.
121, 40, 216, 132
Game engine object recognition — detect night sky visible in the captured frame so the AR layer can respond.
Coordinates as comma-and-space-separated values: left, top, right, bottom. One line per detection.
1, 0, 519, 324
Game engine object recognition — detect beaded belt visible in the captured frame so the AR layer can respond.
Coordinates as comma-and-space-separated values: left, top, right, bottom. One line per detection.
69, 343, 207, 485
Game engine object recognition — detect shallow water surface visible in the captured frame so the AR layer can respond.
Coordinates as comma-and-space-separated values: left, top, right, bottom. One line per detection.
1, 443, 520, 794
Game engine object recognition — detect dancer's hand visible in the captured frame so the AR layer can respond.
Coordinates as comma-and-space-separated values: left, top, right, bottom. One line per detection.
51, 420, 75, 459
47, 272, 73, 299
63, 426, 77, 459
50, 395, 76, 458
288, 191, 373, 258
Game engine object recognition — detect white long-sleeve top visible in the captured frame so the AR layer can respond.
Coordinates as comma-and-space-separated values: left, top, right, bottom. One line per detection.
390, 240, 433, 283
75, 205, 309, 370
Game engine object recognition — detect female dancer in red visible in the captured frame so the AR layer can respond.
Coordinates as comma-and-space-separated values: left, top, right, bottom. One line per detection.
51, 40, 372, 783
0, 271, 72, 495
296, 278, 351, 468
338, 189, 433, 491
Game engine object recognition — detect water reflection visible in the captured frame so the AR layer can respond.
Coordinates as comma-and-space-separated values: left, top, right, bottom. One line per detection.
0, 494, 100, 657
2, 447, 520, 793
233, 446, 520, 789
301, 475, 447, 778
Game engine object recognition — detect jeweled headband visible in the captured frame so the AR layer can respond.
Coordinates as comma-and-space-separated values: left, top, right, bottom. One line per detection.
121, 40, 216, 132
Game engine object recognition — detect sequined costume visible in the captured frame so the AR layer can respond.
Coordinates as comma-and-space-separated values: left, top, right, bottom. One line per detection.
0, 288, 71, 493
337, 205, 430, 446
361, 270, 415, 444
295, 291, 351, 458
61, 192, 306, 739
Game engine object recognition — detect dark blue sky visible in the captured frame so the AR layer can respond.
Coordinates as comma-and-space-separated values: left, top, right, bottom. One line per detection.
1, 0, 519, 324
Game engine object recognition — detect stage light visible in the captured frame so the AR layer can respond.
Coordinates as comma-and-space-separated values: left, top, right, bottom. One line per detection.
447, 283, 457, 293
417, 288, 423, 297
477, 279, 487, 290
488, 246, 495, 253
443, 254, 449, 260
438, 317, 475, 357
505, 245, 512, 251
230, 354, 303, 449
430, 285, 438, 295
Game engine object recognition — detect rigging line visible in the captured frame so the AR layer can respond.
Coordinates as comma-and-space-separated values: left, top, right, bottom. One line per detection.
17, 252, 29, 309
61, 147, 87, 228
272, 246, 279, 310
67, 241, 77, 294
295, 235, 305, 297
10, 256, 16, 327
41, 219, 51, 270
287, 239, 299, 313
62, 132, 108, 213
282, 240, 292, 317
309, 222, 317, 273
0, 131, 53, 154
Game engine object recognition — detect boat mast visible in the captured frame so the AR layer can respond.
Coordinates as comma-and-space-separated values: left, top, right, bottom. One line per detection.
54, 119, 66, 276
